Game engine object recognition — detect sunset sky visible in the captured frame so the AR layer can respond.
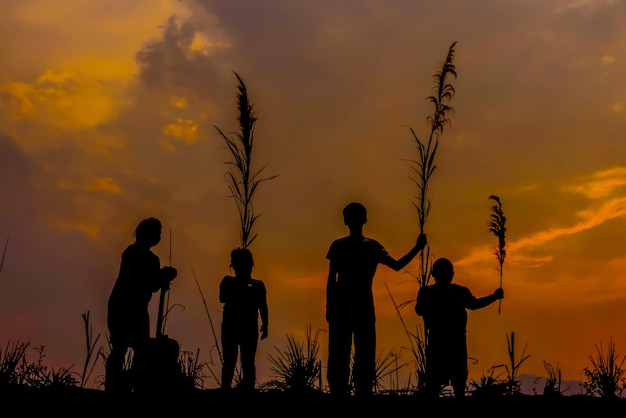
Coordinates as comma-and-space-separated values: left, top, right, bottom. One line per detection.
1, 0, 626, 393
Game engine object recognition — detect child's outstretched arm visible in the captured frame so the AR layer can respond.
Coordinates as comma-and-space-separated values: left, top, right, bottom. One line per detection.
387, 233, 428, 271
468, 288, 504, 310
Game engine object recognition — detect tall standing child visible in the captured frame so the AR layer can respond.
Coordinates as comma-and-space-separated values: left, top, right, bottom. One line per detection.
326, 202, 427, 397
220, 247, 269, 392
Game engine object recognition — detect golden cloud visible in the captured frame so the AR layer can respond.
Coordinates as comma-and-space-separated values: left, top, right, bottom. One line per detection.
52, 219, 100, 238
2, 69, 118, 129
170, 97, 188, 109
563, 166, 626, 198
162, 118, 198, 144
86, 177, 122, 194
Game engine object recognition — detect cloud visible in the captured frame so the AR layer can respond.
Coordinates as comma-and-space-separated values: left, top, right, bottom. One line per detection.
563, 167, 626, 199
457, 167, 626, 269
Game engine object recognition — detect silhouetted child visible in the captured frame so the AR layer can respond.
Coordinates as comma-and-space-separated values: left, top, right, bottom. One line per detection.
414, 257, 504, 398
326, 202, 427, 397
105, 217, 178, 393
220, 247, 269, 392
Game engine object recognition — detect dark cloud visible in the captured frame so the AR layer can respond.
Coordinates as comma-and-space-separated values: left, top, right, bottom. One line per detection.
135, 15, 230, 100
0, 134, 39, 223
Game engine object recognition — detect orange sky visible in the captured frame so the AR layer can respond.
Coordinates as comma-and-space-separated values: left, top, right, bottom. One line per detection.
1, 0, 625, 393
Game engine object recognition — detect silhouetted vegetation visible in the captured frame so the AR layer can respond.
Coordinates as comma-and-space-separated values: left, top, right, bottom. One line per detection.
491, 331, 531, 395
405, 41, 457, 288
259, 325, 323, 393
0, 236, 8, 280
581, 337, 626, 398
79, 311, 102, 388
0, 341, 77, 390
386, 283, 426, 393
374, 348, 409, 395
389, 41, 459, 398
487, 195, 506, 314
214, 71, 277, 249
534, 360, 565, 396
191, 267, 223, 388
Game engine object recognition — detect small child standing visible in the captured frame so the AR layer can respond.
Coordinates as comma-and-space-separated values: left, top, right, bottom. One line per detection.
219, 247, 269, 392
415, 257, 503, 398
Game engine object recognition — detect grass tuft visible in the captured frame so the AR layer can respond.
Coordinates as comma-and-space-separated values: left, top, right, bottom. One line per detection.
581, 337, 626, 398
259, 325, 323, 393
487, 331, 530, 396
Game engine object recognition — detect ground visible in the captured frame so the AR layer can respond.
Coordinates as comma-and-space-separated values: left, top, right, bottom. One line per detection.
7, 387, 626, 416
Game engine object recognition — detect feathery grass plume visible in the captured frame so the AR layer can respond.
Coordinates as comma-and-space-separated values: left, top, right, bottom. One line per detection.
214, 71, 277, 249
405, 41, 457, 288
487, 195, 506, 314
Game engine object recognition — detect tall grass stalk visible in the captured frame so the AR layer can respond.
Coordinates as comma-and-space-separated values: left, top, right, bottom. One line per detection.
405, 41, 457, 288
487, 195, 506, 314
385, 283, 426, 392
79, 310, 102, 388
490, 331, 530, 395
0, 236, 8, 283
214, 71, 277, 249
191, 266, 222, 386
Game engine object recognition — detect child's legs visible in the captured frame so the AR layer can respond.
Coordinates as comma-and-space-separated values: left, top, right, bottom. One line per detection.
239, 330, 259, 391
105, 343, 128, 391
327, 321, 353, 395
221, 326, 238, 389
449, 344, 468, 398
353, 320, 376, 396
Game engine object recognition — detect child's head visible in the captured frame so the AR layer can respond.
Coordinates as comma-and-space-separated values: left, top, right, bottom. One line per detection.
343, 202, 367, 227
431, 258, 454, 284
230, 247, 254, 277
135, 217, 162, 247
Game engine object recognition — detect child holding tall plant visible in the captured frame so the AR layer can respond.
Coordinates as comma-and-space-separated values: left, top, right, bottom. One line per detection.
325, 202, 427, 397
415, 257, 503, 398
